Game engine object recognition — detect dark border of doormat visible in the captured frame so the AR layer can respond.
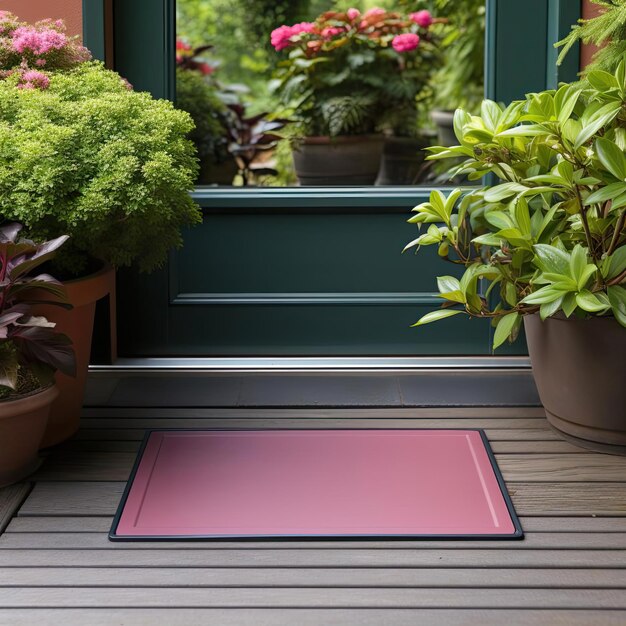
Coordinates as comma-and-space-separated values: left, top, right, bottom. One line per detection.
109, 428, 523, 542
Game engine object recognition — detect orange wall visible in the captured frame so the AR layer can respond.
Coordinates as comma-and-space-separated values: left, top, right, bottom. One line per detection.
581, 0, 603, 69
2, 0, 82, 38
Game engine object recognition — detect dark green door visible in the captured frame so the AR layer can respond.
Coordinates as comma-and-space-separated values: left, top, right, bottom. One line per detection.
107, 0, 579, 357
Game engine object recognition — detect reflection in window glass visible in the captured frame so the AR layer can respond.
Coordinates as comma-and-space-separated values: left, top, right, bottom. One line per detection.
176, 1, 485, 187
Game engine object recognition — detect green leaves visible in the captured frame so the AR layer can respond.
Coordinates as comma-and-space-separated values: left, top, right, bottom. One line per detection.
412, 309, 464, 327
596, 138, 626, 181
574, 101, 621, 149
492, 312, 519, 350
608, 285, 626, 327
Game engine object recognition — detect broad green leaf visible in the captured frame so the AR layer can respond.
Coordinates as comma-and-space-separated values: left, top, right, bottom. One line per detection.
596, 138, 626, 181
521, 285, 568, 305
569, 245, 588, 283
586, 70, 619, 92
575, 290, 609, 313
485, 210, 514, 230
496, 125, 548, 138
584, 182, 626, 206
437, 276, 462, 294
540, 296, 565, 320
483, 183, 528, 203
481, 100, 502, 132
607, 247, 626, 279
439, 290, 466, 304
574, 101, 621, 149
562, 292, 577, 317
556, 87, 581, 126
412, 309, 464, 327
608, 285, 626, 327
533, 244, 569, 274
472, 233, 503, 246
493, 312, 519, 350
513, 198, 532, 237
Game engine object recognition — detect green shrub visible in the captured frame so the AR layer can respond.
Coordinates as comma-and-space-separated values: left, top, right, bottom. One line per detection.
0, 62, 201, 276
175, 68, 232, 183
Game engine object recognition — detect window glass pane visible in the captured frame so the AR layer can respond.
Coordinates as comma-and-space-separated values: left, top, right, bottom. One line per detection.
176, 1, 485, 187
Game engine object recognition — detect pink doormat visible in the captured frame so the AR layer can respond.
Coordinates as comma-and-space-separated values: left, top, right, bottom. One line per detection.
110, 429, 522, 540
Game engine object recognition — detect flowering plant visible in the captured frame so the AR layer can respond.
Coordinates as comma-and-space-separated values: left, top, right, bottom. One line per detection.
0, 11, 90, 89
270, 7, 442, 137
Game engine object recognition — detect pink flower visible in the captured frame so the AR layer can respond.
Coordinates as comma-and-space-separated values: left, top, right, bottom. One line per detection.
410, 10, 433, 29
347, 8, 360, 20
11, 26, 68, 55
363, 7, 386, 18
321, 27, 344, 38
18, 69, 50, 89
392, 33, 420, 53
35, 58, 47, 66
271, 25, 294, 51
290, 22, 315, 35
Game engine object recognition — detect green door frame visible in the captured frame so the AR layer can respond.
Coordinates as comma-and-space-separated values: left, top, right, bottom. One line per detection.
86, 0, 580, 357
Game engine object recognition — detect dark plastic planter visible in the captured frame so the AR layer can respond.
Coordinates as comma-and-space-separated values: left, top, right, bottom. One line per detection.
375, 135, 432, 186
292, 135, 384, 186
524, 314, 626, 455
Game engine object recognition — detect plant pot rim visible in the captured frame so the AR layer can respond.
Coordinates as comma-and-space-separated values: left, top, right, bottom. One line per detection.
63, 261, 114, 285
526, 312, 620, 325
301, 134, 384, 145
0, 384, 58, 413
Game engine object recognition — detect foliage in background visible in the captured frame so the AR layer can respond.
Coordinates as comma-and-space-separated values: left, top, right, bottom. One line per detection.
0, 62, 200, 276
0, 223, 75, 399
557, 0, 626, 74
270, 8, 442, 138
405, 56, 626, 348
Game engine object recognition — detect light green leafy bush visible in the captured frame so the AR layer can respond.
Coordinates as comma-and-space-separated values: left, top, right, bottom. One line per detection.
0, 62, 201, 276
405, 56, 626, 348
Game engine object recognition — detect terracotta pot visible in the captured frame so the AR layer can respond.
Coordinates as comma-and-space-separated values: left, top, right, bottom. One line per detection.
375, 135, 432, 185
292, 135, 384, 186
0, 385, 58, 487
35, 264, 116, 448
524, 314, 626, 455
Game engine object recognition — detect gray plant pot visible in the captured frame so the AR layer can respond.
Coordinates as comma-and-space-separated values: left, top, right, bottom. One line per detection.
524, 314, 626, 455
375, 135, 432, 186
430, 109, 457, 147
292, 135, 384, 186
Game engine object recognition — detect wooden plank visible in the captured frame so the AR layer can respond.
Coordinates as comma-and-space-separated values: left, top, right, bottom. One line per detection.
491, 440, 587, 454
0, 567, 625, 589
9, 516, 626, 534
1, 549, 625, 568
81, 406, 547, 419
3, 532, 626, 551
499, 455, 626, 482
32, 451, 625, 483
0, 484, 30, 535
72, 427, 561, 442
17, 481, 626, 517
0, 587, 625, 609
1, 609, 626, 626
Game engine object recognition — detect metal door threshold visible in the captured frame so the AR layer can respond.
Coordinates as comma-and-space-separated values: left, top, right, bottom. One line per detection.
90, 356, 531, 374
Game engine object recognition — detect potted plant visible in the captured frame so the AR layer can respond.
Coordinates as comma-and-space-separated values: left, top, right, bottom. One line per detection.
0, 224, 76, 486
404, 57, 626, 453
270, 7, 441, 185
0, 13, 201, 445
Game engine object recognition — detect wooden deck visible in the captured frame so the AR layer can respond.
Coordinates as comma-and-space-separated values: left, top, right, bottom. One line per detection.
1, 402, 626, 625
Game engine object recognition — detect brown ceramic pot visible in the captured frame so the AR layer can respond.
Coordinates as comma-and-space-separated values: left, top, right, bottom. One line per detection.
524, 314, 626, 455
0, 385, 58, 487
35, 264, 116, 448
292, 135, 384, 186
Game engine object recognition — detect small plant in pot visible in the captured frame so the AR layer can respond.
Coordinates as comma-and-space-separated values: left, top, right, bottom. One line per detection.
270, 7, 441, 185
0, 13, 201, 446
404, 58, 626, 454
0, 224, 76, 486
